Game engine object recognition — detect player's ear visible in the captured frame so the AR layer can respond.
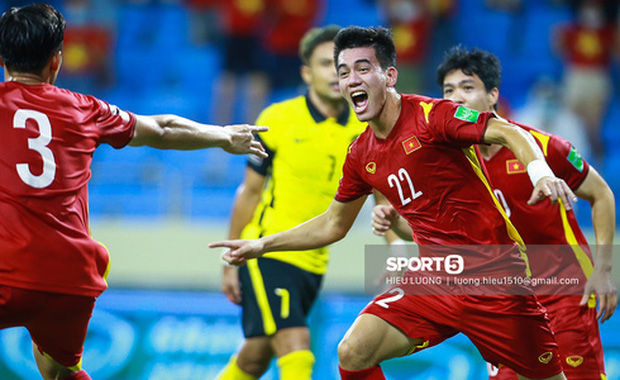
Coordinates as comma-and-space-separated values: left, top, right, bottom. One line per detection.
488, 87, 500, 109
300, 64, 312, 85
50, 50, 62, 72
386, 66, 398, 88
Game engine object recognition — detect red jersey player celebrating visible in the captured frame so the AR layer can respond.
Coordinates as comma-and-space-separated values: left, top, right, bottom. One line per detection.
211, 26, 575, 380
372, 46, 617, 379
0, 4, 267, 380
441, 48, 615, 379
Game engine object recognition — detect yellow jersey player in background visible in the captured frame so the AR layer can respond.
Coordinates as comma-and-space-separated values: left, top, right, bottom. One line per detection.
217, 25, 366, 380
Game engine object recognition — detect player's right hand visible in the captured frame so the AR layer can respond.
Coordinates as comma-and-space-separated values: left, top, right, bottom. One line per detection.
527, 176, 577, 210
221, 266, 242, 305
371, 204, 399, 236
209, 239, 264, 266
222, 124, 269, 158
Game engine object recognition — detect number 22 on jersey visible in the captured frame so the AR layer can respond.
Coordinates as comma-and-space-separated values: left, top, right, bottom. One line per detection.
387, 168, 422, 206
14, 109, 57, 189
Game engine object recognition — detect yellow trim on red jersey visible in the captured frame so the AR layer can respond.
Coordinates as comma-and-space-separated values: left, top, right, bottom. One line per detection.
98, 241, 111, 286
462, 147, 531, 276
558, 200, 594, 278
530, 130, 550, 157
41, 349, 82, 371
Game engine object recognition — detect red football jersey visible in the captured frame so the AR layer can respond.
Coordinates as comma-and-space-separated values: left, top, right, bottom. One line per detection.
336, 94, 527, 276
482, 122, 593, 290
0, 82, 136, 297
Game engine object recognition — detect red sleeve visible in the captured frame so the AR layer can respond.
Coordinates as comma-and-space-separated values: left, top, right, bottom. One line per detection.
427, 99, 493, 147
546, 135, 590, 190
334, 143, 373, 202
92, 97, 137, 148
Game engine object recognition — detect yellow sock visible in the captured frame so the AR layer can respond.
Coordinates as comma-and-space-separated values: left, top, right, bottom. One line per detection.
277, 350, 315, 380
216, 355, 258, 380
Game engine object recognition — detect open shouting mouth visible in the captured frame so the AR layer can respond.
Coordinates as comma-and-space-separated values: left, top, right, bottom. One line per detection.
351, 91, 368, 112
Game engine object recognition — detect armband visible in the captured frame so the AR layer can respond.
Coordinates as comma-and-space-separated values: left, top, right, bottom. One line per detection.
527, 159, 554, 187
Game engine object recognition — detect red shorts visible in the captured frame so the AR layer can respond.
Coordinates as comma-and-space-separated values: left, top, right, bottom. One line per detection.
0, 285, 95, 368
362, 288, 562, 379
489, 295, 606, 379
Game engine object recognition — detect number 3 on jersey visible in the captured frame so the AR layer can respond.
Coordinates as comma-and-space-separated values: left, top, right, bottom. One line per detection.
387, 168, 422, 206
14, 109, 56, 189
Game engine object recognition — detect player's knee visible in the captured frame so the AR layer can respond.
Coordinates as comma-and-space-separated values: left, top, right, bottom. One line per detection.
237, 355, 271, 377
337, 337, 373, 370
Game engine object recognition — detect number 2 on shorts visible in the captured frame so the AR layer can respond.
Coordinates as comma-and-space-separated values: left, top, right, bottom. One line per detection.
375, 287, 405, 309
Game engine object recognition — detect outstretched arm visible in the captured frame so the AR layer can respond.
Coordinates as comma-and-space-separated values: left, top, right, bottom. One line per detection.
210, 196, 368, 266
483, 118, 577, 209
575, 167, 617, 322
129, 114, 268, 157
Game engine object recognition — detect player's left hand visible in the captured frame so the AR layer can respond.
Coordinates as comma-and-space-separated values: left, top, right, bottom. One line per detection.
371, 204, 399, 236
209, 239, 265, 266
580, 269, 618, 323
527, 176, 577, 211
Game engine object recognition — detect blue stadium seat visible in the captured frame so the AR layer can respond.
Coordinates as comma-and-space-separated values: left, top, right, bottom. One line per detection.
602, 99, 620, 149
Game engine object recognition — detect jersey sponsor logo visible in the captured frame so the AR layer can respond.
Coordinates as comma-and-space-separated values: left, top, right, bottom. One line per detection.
402, 135, 421, 155
538, 351, 553, 364
454, 106, 480, 123
505, 159, 526, 174
567, 145, 584, 172
420, 101, 433, 124
366, 162, 377, 174
566, 355, 584, 368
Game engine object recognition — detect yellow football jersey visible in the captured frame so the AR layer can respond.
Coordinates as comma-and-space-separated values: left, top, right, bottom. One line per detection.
241, 95, 367, 274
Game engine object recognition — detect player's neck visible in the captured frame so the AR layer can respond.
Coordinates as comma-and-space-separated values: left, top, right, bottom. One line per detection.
5, 69, 53, 85
369, 90, 401, 139
6, 73, 46, 85
308, 89, 347, 119
478, 143, 503, 160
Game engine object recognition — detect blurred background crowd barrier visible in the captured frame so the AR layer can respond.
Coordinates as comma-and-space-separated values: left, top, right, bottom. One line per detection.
1, 0, 616, 224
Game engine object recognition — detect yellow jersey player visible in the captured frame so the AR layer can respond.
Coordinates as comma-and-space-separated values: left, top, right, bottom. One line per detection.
217, 25, 366, 380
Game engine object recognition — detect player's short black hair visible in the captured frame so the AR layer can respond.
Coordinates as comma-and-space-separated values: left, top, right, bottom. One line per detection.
0, 4, 66, 74
299, 25, 341, 65
436, 45, 502, 93
333, 26, 396, 70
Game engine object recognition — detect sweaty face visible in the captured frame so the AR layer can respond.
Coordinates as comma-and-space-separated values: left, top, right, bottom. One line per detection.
337, 46, 389, 122
442, 69, 496, 113
306, 41, 342, 102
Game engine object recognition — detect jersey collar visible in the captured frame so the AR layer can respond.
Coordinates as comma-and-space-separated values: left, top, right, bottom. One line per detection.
305, 93, 350, 126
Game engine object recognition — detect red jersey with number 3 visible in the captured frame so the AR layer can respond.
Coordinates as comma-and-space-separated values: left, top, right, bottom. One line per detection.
0, 82, 136, 297
336, 94, 527, 276
482, 122, 593, 289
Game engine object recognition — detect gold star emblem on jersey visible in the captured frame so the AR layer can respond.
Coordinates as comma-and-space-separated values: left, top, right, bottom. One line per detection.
506, 159, 526, 174
538, 351, 553, 364
366, 162, 377, 174
566, 356, 584, 368
402, 135, 421, 155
